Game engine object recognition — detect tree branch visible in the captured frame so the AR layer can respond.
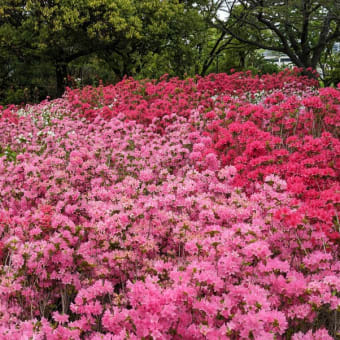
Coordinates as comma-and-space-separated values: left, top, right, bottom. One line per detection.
201, 31, 229, 76
255, 10, 302, 65
311, 11, 334, 67
300, 0, 311, 60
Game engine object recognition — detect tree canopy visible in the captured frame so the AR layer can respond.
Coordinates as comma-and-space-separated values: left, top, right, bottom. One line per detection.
203, 0, 340, 74
0, 0, 203, 99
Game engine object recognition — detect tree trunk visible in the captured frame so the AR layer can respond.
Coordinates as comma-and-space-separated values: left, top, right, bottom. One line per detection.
239, 52, 246, 68
56, 62, 67, 98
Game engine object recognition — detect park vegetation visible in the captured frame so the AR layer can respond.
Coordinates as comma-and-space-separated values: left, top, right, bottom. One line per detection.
0, 0, 339, 104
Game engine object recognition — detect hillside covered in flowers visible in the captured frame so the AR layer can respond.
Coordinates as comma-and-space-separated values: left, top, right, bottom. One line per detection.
0, 70, 339, 339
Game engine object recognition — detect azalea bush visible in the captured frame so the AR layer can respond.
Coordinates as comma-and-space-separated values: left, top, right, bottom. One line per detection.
0, 69, 339, 339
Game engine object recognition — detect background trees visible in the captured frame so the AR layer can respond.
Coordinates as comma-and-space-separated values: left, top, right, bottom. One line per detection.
0, 0, 201, 102
202, 0, 340, 76
0, 0, 339, 104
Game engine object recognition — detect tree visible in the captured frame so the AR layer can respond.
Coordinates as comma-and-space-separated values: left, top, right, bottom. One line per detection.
198, 27, 261, 76
0, 0, 195, 99
202, 0, 340, 76
97, 0, 207, 79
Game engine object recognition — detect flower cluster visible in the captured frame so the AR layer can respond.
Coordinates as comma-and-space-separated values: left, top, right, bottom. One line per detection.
0, 71, 339, 339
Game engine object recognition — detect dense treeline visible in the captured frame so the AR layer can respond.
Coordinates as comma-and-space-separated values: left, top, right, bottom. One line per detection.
0, 0, 339, 105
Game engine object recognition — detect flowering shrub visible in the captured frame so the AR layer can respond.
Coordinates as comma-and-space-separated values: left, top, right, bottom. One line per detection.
0, 70, 339, 339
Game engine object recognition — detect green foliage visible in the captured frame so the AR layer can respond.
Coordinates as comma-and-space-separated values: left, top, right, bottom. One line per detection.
323, 54, 340, 87
1, 0, 206, 102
